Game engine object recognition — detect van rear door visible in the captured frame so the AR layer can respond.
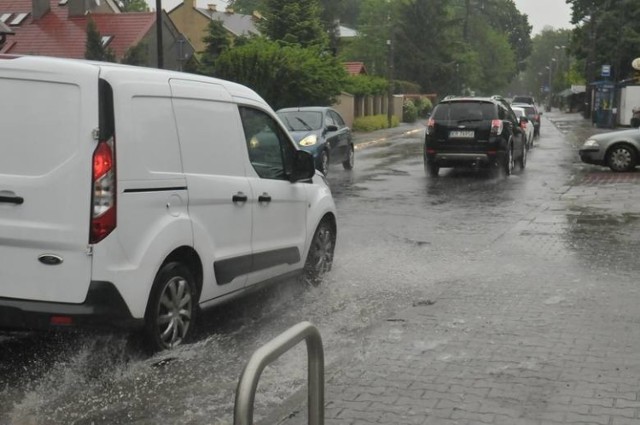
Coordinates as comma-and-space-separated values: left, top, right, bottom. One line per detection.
0, 58, 96, 303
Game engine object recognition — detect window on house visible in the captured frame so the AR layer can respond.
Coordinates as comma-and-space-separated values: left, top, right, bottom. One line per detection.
0, 13, 12, 23
101, 35, 113, 47
10, 12, 28, 25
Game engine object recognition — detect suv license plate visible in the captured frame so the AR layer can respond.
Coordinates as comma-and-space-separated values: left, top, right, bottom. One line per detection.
450, 130, 474, 138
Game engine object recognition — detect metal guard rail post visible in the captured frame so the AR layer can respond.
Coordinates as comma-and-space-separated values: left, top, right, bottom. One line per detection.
234, 321, 325, 425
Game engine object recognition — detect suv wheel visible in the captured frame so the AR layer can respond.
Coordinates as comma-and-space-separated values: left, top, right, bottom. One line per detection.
503, 143, 514, 176
425, 161, 439, 177
144, 262, 197, 352
518, 141, 527, 170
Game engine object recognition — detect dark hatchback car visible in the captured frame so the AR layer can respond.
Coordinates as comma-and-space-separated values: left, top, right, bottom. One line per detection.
276, 106, 354, 176
424, 96, 528, 177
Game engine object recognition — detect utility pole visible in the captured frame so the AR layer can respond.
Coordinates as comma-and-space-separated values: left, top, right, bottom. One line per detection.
155, 0, 164, 69
386, 1, 394, 129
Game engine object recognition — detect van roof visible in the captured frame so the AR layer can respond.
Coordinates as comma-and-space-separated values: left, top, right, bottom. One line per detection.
0, 55, 265, 105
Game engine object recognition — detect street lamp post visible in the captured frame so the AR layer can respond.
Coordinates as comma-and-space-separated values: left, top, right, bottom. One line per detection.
547, 58, 556, 111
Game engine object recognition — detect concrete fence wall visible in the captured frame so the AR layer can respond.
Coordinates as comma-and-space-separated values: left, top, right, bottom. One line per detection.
333, 93, 404, 127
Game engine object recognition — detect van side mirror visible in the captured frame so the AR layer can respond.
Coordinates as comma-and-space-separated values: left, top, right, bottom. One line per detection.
290, 150, 315, 182
325, 124, 339, 133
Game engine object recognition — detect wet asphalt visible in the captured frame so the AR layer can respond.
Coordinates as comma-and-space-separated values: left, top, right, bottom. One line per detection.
270, 111, 640, 425
2, 111, 640, 425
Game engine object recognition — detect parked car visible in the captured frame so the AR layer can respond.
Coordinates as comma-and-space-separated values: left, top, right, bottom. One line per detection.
276, 106, 354, 176
511, 106, 534, 150
512, 102, 542, 136
424, 96, 528, 176
0, 55, 337, 352
579, 128, 640, 171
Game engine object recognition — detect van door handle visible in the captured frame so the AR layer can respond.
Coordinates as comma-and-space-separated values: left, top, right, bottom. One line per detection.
232, 192, 248, 203
0, 195, 24, 205
258, 193, 271, 203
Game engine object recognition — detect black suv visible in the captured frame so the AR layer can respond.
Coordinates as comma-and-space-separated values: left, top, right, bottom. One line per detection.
424, 96, 528, 177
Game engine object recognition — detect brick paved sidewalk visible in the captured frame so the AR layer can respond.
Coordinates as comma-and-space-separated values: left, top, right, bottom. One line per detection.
269, 113, 640, 425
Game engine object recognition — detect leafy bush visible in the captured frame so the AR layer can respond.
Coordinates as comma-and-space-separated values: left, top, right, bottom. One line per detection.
394, 80, 421, 94
353, 114, 399, 132
414, 97, 433, 117
214, 38, 347, 110
402, 99, 418, 123
343, 75, 388, 96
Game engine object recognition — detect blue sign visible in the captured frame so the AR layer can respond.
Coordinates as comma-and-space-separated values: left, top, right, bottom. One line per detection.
601, 64, 611, 77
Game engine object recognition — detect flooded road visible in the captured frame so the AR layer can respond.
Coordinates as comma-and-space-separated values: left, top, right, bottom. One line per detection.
2, 112, 640, 425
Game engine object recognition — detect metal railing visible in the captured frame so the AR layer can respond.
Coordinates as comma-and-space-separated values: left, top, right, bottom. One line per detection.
234, 321, 324, 425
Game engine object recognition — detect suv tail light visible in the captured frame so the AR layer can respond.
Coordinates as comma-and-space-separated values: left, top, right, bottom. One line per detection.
426, 118, 435, 135
491, 119, 503, 136
90, 138, 116, 243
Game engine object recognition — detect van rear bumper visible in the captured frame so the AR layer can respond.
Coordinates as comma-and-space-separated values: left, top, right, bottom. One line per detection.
0, 281, 143, 331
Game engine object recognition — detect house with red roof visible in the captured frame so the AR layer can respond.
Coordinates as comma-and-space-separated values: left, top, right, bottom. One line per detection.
0, 0, 194, 70
344, 61, 367, 76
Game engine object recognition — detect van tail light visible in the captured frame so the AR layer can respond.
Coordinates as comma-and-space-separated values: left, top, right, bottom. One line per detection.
426, 118, 435, 135
490, 119, 503, 136
90, 137, 116, 244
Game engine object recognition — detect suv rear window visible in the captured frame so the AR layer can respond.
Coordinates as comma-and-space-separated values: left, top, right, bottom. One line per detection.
432, 102, 496, 121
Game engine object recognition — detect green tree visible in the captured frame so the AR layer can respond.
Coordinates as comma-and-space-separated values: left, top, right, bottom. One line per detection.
121, 42, 148, 66
567, 0, 640, 82
120, 0, 149, 12
85, 18, 116, 62
200, 19, 231, 75
258, 0, 328, 48
230, 0, 262, 14
393, 0, 460, 94
340, 0, 392, 76
214, 38, 347, 109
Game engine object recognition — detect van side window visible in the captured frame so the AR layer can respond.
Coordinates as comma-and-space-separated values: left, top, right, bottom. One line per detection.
239, 106, 294, 180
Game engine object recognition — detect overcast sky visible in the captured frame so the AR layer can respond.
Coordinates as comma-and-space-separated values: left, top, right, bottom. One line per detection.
512, 0, 573, 35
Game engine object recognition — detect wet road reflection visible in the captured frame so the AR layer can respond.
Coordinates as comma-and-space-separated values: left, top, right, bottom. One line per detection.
2, 113, 639, 425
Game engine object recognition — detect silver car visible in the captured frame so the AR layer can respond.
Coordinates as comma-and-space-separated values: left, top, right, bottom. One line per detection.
579, 128, 640, 172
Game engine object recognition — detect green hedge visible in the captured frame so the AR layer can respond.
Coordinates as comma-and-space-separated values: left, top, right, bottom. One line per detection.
353, 114, 400, 132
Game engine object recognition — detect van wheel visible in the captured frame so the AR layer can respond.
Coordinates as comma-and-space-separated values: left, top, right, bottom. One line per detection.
303, 219, 335, 287
144, 262, 197, 352
342, 145, 355, 170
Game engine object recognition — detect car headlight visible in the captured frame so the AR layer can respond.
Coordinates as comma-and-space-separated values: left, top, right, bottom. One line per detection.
582, 139, 600, 149
299, 134, 318, 146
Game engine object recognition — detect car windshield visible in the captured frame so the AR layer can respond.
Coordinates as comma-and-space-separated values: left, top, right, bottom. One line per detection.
277, 111, 323, 131
432, 102, 495, 121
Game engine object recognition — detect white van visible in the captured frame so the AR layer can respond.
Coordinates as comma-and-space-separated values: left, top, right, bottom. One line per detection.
0, 55, 337, 351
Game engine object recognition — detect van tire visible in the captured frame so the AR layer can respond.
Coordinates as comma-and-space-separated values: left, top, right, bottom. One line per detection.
303, 218, 335, 287
144, 262, 197, 352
